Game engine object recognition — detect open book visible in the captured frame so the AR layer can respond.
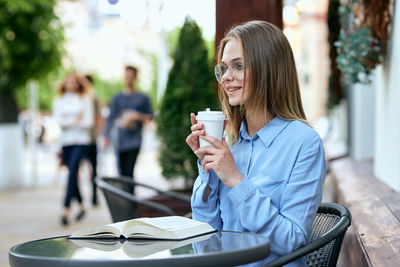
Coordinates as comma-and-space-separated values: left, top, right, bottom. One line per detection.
69, 216, 215, 240
70, 233, 214, 258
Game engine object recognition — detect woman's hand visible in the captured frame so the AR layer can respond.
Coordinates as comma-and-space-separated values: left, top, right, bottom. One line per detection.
185, 113, 206, 160
195, 135, 243, 188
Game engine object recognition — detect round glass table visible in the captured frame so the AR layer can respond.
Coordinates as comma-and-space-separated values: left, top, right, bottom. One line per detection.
9, 231, 270, 267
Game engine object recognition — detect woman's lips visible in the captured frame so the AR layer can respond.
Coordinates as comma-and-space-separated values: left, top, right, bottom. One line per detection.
227, 87, 242, 92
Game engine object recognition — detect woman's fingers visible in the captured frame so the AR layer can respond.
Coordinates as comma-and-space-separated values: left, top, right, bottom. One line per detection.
201, 154, 215, 173
191, 123, 204, 132
195, 145, 218, 157
222, 137, 229, 148
199, 135, 224, 149
186, 131, 202, 147
186, 113, 204, 154
195, 145, 218, 164
197, 146, 223, 173
190, 113, 197, 125
187, 130, 204, 146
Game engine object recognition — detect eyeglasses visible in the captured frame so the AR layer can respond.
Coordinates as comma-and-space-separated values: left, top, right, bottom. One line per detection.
214, 61, 245, 84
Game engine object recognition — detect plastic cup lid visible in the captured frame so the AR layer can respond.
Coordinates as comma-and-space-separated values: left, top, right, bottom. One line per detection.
196, 108, 226, 121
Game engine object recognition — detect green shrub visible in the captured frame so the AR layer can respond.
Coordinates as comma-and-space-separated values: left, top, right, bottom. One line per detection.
156, 17, 219, 187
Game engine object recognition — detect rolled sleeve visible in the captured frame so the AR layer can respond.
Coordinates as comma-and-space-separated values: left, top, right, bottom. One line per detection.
191, 161, 222, 229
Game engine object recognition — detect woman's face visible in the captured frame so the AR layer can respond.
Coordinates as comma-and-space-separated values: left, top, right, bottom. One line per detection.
220, 38, 249, 106
65, 74, 79, 93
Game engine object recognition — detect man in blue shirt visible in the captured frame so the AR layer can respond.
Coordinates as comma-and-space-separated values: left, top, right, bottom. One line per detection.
104, 66, 153, 188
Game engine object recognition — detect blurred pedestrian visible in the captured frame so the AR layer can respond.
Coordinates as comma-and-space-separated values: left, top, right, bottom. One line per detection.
103, 66, 153, 192
53, 72, 94, 226
84, 74, 102, 206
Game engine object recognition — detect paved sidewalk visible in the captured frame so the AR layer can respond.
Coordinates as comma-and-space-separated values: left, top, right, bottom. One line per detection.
1, 126, 183, 267
1, 183, 110, 267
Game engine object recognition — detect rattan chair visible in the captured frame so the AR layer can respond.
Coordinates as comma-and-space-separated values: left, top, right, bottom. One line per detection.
96, 176, 192, 222
263, 202, 351, 267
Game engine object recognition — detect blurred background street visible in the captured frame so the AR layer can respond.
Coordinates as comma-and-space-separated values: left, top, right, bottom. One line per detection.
0, 124, 187, 267
2, 0, 399, 266
0, 1, 332, 265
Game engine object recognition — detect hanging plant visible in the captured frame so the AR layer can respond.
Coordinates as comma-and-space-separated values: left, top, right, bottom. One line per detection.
335, 5, 381, 84
334, 0, 391, 85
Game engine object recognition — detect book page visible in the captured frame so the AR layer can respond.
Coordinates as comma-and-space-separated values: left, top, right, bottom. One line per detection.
69, 216, 215, 240
69, 224, 122, 238
122, 216, 205, 232
122, 216, 215, 239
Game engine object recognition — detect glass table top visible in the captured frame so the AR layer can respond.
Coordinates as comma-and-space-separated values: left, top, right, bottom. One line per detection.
11, 231, 270, 261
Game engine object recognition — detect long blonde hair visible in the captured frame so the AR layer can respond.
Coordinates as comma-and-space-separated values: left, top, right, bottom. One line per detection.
216, 20, 307, 143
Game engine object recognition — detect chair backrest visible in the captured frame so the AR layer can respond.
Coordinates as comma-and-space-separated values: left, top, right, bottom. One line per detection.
264, 202, 351, 267
96, 176, 190, 222
96, 176, 138, 222
306, 203, 350, 266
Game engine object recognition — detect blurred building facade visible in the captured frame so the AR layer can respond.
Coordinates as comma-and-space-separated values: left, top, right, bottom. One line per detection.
290, 0, 329, 122
57, 0, 164, 92
328, 0, 400, 192
325, 1, 400, 265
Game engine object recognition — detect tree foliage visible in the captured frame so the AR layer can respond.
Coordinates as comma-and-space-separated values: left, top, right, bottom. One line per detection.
156, 17, 219, 186
0, 0, 64, 122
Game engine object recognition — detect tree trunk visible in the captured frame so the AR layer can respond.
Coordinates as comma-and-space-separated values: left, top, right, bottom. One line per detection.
0, 91, 25, 189
0, 91, 19, 123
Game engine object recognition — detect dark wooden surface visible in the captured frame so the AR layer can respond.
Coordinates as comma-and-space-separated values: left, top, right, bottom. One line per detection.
215, 0, 282, 56
136, 194, 192, 218
329, 158, 400, 266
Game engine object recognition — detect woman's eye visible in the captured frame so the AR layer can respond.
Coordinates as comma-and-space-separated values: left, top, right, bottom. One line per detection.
220, 65, 228, 73
234, 63, 243, 70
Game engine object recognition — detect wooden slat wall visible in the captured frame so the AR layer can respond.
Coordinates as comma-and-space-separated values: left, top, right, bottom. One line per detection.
215, 0, 283, 55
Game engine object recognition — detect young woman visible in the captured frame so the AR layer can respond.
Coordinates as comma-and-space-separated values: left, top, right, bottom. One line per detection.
186, 21, 326, 266
53, 72, 94, 226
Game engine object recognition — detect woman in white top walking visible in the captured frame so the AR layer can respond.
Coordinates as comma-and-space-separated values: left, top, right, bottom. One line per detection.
53, 72, 94, 226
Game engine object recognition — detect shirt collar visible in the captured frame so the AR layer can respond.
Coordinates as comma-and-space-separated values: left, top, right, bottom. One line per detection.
238, 121, 250, 143
238, 116, 291, 148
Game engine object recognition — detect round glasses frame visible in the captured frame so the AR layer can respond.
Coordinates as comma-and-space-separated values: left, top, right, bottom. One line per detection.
214, 62, 245, 84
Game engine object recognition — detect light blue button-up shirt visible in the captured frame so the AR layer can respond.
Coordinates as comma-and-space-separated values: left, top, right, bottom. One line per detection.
191, 116, 326, 266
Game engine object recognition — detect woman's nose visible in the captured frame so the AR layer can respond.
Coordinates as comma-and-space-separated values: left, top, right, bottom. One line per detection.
221, 68, 234, 82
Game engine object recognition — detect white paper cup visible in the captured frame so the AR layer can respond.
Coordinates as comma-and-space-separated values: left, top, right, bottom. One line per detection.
196, 108, 226, 147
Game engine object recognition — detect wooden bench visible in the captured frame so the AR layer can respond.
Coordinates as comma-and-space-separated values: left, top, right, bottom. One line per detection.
328, 157, 400, 266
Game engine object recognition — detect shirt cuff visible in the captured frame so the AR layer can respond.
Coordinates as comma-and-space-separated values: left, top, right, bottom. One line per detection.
227, 178, 256, 206
197, 159, 219, 190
